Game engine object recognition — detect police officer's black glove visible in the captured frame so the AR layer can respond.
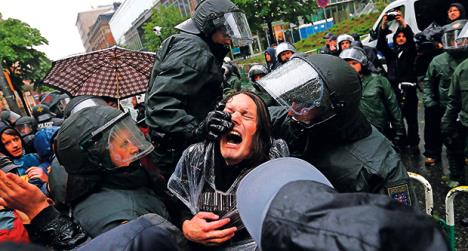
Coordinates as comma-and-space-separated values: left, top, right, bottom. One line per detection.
194, 111, 233, 142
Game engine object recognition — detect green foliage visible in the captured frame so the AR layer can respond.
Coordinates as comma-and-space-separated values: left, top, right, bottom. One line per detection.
233, 0, 318, 40
142, 6, 188, 52
237, 12, 380, 65
0, 17, 51, 85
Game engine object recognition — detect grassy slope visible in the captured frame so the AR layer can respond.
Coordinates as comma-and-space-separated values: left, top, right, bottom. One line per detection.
238, 12, 380, 66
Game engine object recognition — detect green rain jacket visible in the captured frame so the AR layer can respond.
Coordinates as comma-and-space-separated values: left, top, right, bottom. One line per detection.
269, 107, 415, 207
145, 32, 225, 148
360, 73, 404, 135
442, 58, 468, 134
423, 52, 465, 109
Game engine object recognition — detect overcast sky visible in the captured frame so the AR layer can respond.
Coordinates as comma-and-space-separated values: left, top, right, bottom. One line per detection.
0, 0, 118, 61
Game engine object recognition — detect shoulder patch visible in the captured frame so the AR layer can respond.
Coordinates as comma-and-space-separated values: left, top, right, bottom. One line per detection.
387, 183, 412, 206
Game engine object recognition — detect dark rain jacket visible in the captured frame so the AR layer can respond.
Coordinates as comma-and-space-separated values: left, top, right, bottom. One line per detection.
145, 32, 226, 150
261, 180, 448, 251
269, 107, 415, 207
377, 25, 417, 86
360, 73, 404, 135
319, 45, 339, 56
264, 47, 279, 71
423, 52, 465, 109
27, 206, 186, 251
442, 58, 468, 135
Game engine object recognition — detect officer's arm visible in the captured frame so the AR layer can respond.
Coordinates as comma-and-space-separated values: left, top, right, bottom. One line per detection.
422, 62, 440, 108
381, 77, 405, 134
441, 69, 462, 135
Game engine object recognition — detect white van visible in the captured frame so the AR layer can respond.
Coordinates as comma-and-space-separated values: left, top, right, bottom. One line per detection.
363, 0, 468, 47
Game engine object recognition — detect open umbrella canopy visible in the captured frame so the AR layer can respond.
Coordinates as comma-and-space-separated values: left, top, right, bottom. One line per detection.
42, 46, 155, 99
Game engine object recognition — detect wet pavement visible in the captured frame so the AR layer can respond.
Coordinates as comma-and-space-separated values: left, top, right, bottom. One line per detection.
401, 101, 467, 250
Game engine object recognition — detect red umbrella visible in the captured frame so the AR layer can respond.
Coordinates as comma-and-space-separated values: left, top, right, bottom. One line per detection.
43, 46, 155, 99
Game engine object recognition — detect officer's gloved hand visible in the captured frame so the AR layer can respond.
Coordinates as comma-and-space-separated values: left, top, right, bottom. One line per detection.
392, 131, 406, 152
194, 110, 233, 142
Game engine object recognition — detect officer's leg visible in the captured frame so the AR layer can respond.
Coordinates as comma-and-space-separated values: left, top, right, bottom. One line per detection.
423, 106, 442, 164
446, 123, 465, 185
403, 88, 420, 151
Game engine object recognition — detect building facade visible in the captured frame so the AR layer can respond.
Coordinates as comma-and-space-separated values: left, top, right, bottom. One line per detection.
88, 13, 117, 51
76, 5, 115, 51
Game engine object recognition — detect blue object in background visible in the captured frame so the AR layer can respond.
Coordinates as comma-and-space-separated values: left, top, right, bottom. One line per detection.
299, 19, 334, 40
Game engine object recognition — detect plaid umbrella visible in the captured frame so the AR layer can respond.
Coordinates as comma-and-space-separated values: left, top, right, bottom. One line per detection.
42, 46, 155, 99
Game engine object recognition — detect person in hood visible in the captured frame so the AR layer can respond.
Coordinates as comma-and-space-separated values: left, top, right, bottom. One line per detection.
144, 0, 253, 178
33, 127, 59, 165
423, 19, 468, 169
377, 10, 420, 154
264, 47, 278, 71
260, 54, 416, 207
31, 104, 63, 129
167, 91, 289, 249
55, 106, 169, 237
0, 122, 48, 194
441, 21, 468, 186
448, 3, 466, 23
340, 47, 405, 146
236, 158, 449, 251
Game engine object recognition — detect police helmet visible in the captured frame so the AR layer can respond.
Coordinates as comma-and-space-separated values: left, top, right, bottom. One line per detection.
257, 54, 361, 128
339, 47, 369, 67
275, 42, 296, 63
175, 0, 253, 47
15, 116, 38, 137
248, 64, 269, 82
63, 95, 108, 119
32, 104, 53, 123
337, 34, 355, 49
442, 19, 468, 52
56, 106, 154, 174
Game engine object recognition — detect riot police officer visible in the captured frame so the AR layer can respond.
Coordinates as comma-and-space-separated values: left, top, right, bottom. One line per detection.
144, 0, 253, 177
258, 54, 416, 207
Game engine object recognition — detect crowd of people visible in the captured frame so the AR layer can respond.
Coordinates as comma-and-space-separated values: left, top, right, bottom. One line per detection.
0, 0, 466, 250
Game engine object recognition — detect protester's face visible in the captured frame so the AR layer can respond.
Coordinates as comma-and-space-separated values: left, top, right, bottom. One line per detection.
1, 133, 23, 158
212, 29, 232, 46
265, 53, 272, 62
448, 6, 461, 21
346, 60, 362, 73
221, 94, 257, 166
280, 51, 294, 62
340, 40, 351, 50
395, 32, 407, 45
109, 128, 140, 168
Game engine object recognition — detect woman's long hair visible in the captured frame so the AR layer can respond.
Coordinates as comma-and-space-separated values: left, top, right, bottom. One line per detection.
222, 91, 272, 167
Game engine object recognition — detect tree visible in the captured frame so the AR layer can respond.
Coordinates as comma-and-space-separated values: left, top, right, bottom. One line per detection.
233, 0, 318, 45
142, 6, 188, 52
0, 16, 51, 113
